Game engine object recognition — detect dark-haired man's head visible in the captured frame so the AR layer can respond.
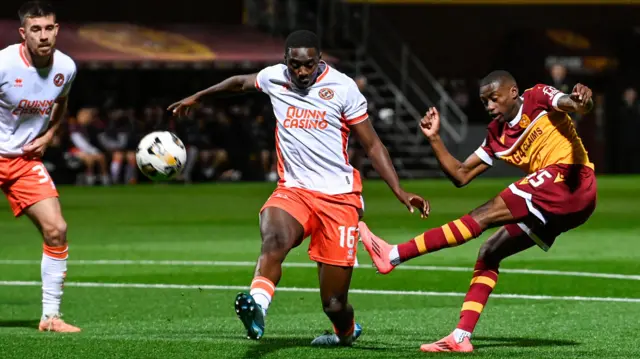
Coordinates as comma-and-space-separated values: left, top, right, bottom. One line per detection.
284, 30, 322, 88
479, 70, 520, 123
18, 1, 58, 59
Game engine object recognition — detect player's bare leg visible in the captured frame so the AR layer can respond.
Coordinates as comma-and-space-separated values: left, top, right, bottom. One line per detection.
235, 207, 304, 339
421, 226, 535, 352
124, 151, 138, 184
110, 151, 124, 184
359, 195, 519, 274
311, 264, 362, 346
25, 197, 80, 333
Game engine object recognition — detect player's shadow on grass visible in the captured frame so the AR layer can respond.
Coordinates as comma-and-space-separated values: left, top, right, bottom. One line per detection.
473, 336, 579, 349
0, 319, 39, 329
242, 336, 388, 358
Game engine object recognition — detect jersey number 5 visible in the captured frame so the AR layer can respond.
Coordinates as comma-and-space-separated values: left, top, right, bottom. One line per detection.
527, 170, 552, 187
338, 226, 357, 249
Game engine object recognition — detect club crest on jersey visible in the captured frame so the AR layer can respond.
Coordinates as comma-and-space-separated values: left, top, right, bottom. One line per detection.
53, 73, 64, 87
519, 114, 531, 128
14, 78, 23, 88
318, 88, 334, 100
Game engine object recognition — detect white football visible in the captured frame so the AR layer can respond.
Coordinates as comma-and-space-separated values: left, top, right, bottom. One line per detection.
136, 131, 187, 181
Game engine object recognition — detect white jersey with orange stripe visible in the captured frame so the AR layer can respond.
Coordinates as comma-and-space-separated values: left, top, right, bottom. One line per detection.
256, 62, 368, 195
0, 43, 76, 157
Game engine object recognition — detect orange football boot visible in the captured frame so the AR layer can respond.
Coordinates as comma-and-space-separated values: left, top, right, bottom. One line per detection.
358, 221, 396, 274
420, 332, 473, 353
39, 315, 81, 333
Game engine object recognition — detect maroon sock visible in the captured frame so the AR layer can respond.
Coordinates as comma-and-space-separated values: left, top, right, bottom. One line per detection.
456, 259, 499, 333
397, 214, 482, 263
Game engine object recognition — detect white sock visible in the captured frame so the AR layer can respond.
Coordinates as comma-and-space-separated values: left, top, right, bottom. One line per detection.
389, 245, 401, 266
110, 161, 122, 183
453, 328, 472, 343
101, 175, 110, 186
250, 277, 274, 316
41, 244, 68, 320
86, 174, 95, 185
250, 290, 271, 316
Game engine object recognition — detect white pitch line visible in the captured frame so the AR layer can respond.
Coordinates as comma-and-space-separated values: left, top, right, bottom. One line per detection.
1, 280, 639, 303
1, 259, 639, 281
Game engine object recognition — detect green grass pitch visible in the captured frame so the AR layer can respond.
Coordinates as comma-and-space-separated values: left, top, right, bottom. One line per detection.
0, 176, 639, 358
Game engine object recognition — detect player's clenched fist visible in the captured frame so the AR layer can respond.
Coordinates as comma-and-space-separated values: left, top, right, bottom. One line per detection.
420, 107, 440, 140
167, 95, 201, 118
570, 83, 593, 108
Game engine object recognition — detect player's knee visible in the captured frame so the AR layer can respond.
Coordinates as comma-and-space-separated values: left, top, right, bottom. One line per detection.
42, 219, 68, 246
322, 296, 347, 316
478, 240, 501, 266
260, 230, 294, 255
470, 196, 510, 230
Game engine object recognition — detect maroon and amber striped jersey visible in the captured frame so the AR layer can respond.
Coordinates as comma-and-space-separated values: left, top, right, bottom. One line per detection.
475, 84, 594, 174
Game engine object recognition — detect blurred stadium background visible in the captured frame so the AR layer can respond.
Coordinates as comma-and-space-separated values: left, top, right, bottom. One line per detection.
2, 1, 640, 358
2, 0, 639, 185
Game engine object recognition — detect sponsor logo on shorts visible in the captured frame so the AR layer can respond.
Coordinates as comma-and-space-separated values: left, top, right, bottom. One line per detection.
283, 106, 329, 130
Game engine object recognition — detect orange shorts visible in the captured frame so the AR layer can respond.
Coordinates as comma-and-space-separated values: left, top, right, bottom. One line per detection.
261, 186, 364, 267
0, 156, 59, 217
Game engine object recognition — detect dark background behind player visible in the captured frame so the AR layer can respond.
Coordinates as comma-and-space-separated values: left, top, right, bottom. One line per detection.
1, 0, 638, 183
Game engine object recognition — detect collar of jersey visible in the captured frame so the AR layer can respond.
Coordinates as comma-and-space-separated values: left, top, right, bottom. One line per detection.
284, 60, 329, 91
507, 97, 525, 127
19, 42, 54, 71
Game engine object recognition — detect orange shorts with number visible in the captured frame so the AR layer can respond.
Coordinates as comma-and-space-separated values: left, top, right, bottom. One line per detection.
0, 156, 59, 217
260, 186, 364, 267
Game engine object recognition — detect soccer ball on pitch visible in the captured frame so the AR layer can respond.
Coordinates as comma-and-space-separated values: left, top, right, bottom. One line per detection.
135, 131, 187, 181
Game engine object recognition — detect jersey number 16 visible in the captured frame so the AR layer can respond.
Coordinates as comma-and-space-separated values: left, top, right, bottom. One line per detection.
338, 226, 357, 249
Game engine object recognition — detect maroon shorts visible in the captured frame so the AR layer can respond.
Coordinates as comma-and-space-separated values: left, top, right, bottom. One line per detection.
499, 164, 597, 251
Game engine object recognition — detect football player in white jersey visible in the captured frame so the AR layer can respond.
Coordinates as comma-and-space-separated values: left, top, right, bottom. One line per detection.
169, 30, 429, 346
0, 1, 80, 332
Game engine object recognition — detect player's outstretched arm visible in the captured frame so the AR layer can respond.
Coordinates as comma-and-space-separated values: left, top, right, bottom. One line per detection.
555, 83, 594, 114
421, 107, 490, 187
351, 119, 430, 218
167, 73, 258, 118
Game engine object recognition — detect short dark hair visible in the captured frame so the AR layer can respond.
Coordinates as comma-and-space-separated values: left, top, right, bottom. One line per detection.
18, 1, 55, 26
479, 70, 517, 88
284, 30, 320, 54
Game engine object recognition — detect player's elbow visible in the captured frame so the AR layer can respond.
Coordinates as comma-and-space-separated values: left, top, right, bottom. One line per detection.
453, 180, 467, 188
364, 140, 385, 157
239, 75, 257, 92
453, 177, 470, 188
452, 169, 471, 188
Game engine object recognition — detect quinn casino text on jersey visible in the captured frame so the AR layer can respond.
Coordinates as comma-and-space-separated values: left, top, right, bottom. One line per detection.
282, 106, 329, 130
11, 99, 55, 116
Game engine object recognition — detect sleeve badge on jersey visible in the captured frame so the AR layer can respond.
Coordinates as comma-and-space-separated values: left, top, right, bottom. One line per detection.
318, 88, 334, 100
519, 114, 531, 128
53, 73, 65, 87
542, 85, 559, 99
